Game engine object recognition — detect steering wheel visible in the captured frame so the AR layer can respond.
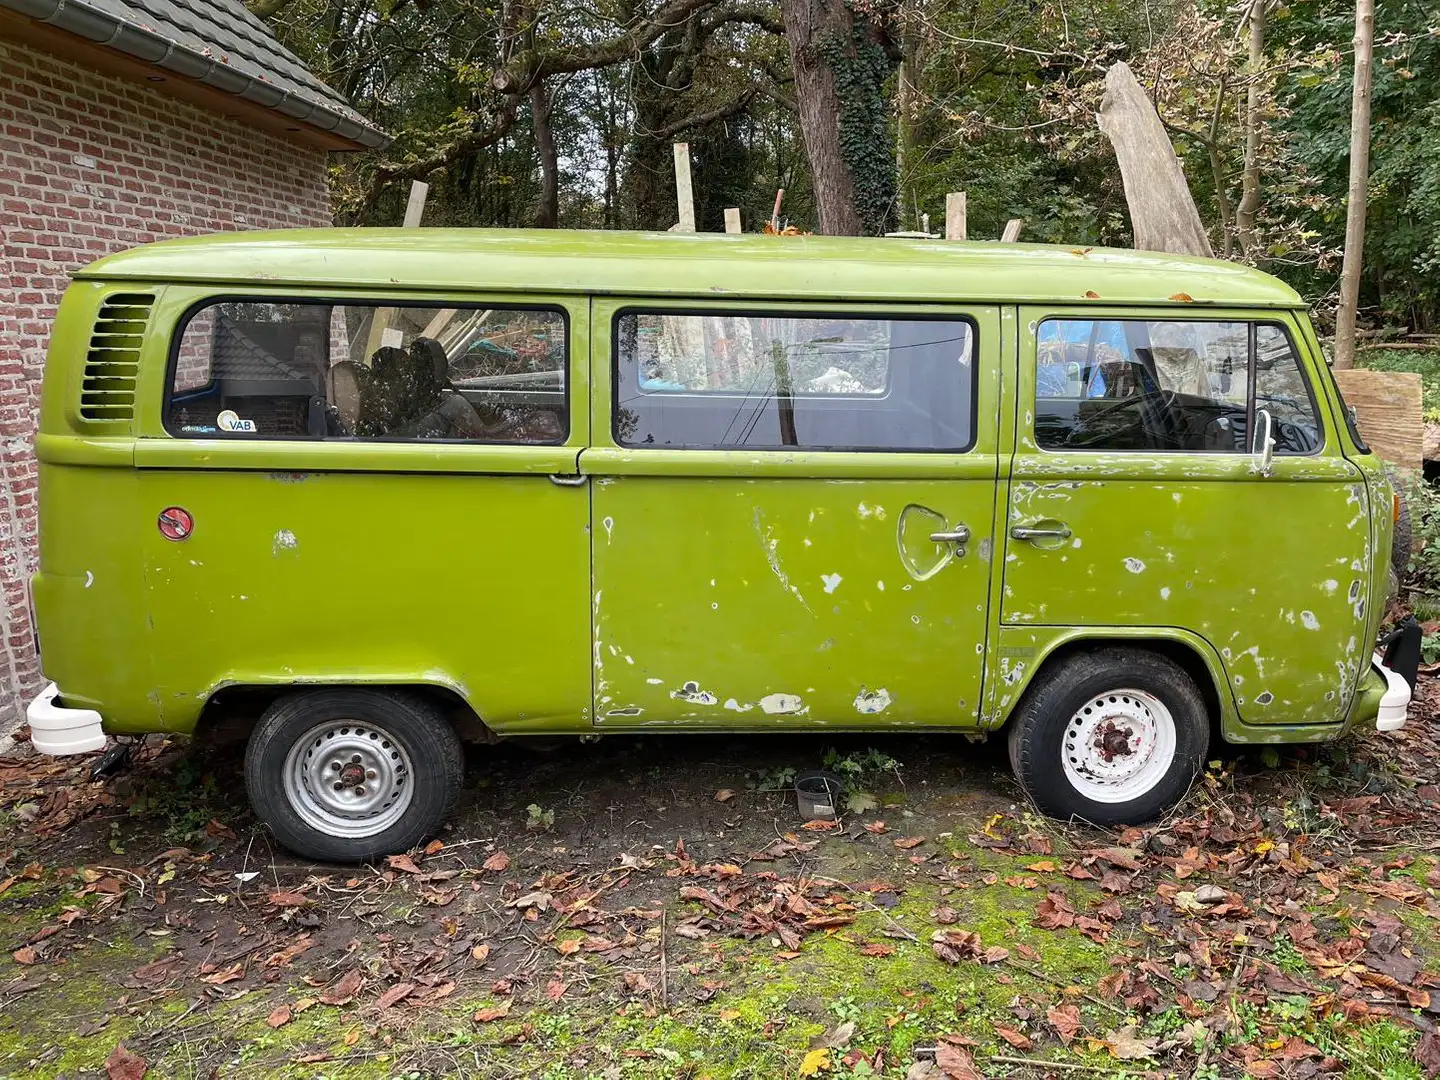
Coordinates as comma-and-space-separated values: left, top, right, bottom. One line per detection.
1062, 390, 1176, 450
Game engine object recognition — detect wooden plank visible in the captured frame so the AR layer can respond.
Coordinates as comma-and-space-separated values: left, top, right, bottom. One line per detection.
723, 207, 742, 234
1096, 61, 1214, 257
363, 180, 429, 361
1000, 218, 1024, 242
673, 143, 696, 233
1332, 368, 1424, 473
945, 192, 967, 240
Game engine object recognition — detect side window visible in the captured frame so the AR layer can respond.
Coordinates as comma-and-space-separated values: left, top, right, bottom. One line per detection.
1034, 318, 1320, 454
166, 301, 567, 443
614, 311, 975, 451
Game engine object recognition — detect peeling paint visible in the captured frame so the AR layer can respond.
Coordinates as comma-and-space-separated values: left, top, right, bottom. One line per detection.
821, 572, 843, 594
272, 529, 298, 555
602, 516, 614, 542
759, 692, 806, 715
1159, 587, 1171, 600
670, 681, 718, 706
853, 687, 892, 714
1300, 611, 1320, 631
83, 570, 93, 588
723, 698, 753, 712
1124, 557, 1145, 574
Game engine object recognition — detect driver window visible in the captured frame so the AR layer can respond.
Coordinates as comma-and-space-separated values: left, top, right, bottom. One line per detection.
1033, 318, 1319, 454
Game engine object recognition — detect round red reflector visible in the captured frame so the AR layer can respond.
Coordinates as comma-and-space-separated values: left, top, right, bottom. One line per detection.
158, 507, 193, 541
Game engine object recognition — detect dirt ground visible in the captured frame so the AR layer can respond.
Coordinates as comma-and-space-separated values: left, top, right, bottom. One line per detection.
4, 683, 1440, 1079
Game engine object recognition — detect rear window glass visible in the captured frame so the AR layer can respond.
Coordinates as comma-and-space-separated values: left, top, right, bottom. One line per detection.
613, 311, 976, 451
167, 301, 567, 443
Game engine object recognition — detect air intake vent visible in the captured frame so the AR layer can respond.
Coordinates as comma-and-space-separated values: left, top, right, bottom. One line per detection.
80, 293, 153, 423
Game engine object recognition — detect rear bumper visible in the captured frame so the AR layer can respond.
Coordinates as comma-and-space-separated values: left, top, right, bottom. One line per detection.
26, 683, 106, 755
1373, 654, 1412, 732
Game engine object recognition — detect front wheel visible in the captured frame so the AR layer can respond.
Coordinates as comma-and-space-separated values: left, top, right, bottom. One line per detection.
245, 689, 464, 862
1007, 649, 1208, 825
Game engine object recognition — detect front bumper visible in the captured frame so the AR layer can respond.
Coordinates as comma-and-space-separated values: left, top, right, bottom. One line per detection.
1373, 654, 1412, 732
26, 683, 106, 755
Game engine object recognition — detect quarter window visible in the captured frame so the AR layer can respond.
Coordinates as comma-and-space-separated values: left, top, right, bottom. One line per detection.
166, 301, 567, 443
1034, 318, 1320, 454
614, 311, 975, 451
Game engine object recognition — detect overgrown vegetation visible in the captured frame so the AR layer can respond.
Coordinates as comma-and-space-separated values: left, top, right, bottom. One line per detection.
251, 0, 1440, 339
1357, 348, 1440, 421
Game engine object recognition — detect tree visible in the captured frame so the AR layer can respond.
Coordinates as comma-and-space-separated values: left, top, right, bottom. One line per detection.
1333, 0, 1375, 369
779, 0, 899, 235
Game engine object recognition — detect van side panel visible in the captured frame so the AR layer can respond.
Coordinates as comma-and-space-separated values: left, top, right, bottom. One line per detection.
41, 283, 596, 736
1001, 306, 1373, 734
34, 283, 154, 726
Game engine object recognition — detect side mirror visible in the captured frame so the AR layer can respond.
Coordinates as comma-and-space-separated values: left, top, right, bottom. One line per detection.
1252, 407, 1275, 476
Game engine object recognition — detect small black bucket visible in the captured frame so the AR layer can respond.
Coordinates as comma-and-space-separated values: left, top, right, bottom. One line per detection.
794, 770, 845, 820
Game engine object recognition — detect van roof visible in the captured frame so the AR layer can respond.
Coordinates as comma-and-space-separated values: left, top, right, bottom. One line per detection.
77, 229, 1306, 309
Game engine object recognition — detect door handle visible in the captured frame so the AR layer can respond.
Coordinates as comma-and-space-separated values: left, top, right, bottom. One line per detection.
929, 527, 970, 544
1011, 524, 1072, 541
548, 473, 588, 487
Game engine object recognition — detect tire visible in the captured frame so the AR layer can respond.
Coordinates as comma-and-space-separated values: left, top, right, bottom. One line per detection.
245, 689, 463, 863
1007, 648, 1208, 826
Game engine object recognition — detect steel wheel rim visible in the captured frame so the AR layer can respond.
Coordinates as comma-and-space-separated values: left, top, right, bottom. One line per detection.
282, 720, 414, 838
1060, 688, 1176, 804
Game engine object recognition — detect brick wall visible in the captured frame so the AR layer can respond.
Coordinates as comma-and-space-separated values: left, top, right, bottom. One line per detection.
0, 38, 334, 726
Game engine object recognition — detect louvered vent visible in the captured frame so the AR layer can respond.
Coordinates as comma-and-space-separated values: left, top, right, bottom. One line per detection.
80, 293, 153, 423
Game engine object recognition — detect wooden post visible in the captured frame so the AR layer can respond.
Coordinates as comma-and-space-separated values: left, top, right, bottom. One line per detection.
672, 143, 696, 232
771, 189, 785, 231
364, 180, 429, 359
723, 208, 742, 234
945, 192, 967, 240
1000, 218, 1024, 242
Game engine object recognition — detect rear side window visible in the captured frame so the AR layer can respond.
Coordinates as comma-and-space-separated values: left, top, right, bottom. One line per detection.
166, 300, 567, 443
613, 310, 975, 451
1034, 318, 1320, 454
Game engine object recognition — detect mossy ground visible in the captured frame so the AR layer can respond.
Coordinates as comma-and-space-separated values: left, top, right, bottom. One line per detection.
4, 723, 1440, 1077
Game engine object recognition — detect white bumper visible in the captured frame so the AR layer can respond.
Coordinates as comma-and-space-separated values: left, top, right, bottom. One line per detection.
1373, 653, 1412, 732
26, 683, 106, 755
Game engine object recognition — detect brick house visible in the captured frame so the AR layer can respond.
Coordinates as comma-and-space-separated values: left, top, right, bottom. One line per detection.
0, 0, 386, 725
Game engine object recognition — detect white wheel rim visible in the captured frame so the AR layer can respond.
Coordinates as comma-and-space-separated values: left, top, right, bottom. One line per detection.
282, 720, 415, 838
1060, 688, 1176, 804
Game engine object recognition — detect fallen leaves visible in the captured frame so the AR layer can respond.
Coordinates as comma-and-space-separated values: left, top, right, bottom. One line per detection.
386, 853, 423, 875
1047, 1003, 1082, 1045
105, 1043, 147, 1080
482, 850, 510, 873
266, 890, 312, 908
714, 788, 736, 802
892, 836, 926, 850
473, 1002, 511, 1023
930, 929, 1007, 965
319, 969, 364, 1006
12, 946, 37, 965
266, 1005, 292, 1029
373, 983, 415, 1010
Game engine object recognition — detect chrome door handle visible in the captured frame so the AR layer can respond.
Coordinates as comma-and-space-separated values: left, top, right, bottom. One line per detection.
929, 528, 970, 544
1011, 524, 1072, 541
548, 473, 588, 487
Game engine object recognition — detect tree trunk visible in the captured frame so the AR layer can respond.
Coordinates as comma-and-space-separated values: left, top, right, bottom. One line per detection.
894, 3, 921, 229
1334, 0, 1375, 369
1235, 0, 1265, 257
779, 0, 897, 235
530, 80, 559, 228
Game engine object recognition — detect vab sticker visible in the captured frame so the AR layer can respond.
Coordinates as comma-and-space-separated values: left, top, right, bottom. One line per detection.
217, 409, 256, 433
158, 507, 194, 541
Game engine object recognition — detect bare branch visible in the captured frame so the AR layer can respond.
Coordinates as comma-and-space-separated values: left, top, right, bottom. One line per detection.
491, 0, 719, 93
652, 88, 758, 138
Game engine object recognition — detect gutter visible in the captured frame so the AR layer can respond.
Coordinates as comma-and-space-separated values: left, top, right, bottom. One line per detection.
2, 0, 390, 149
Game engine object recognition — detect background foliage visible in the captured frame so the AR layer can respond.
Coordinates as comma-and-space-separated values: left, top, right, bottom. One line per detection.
253, 0, 1440, 335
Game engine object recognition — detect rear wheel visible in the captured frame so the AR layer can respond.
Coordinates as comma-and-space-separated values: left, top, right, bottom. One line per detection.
1007, 649, 1208, 825
245, 689, 463, 862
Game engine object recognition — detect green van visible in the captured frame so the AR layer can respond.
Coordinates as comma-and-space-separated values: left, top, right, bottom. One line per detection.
28, 229, 1417, 860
